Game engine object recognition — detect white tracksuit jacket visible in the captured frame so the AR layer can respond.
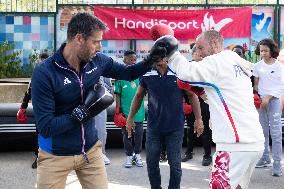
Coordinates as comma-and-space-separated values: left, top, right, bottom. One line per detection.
168, 50, 264, 152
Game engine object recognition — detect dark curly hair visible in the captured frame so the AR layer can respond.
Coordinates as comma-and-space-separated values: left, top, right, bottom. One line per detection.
39, 52, 49, 60
232, 45, 245, 55
255, 38, 279, 58
67, 13, 108, 41
124, 50, 136, 57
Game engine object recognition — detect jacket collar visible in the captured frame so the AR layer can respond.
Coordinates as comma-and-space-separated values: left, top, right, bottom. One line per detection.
54, 43, 73, 69
54, 43, 90, 72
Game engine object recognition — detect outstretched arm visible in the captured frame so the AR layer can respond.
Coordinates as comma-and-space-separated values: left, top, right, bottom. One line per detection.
186, 90, 204, 137
115, 93, 121, 114
17, 82, 32, 123
253, 77, 259, 92
21, 82, 32, 109
126, 85, 146, 137
168, 52, 218, 85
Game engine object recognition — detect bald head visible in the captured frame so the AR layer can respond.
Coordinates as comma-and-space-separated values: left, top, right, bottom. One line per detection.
195, 30, 224, 58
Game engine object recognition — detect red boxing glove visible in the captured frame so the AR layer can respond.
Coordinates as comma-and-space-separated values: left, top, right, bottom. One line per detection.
177, 79, 205, 96
183, 103, 192, 115
254, 93, 261, 109
17, 108, 27, 123
150, 24, 174, 41
114, 113, 127, 127
177, 79, 192, 91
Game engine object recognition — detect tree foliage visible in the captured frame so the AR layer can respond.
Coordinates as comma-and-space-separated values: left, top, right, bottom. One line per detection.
20, 49, 39, 78
0, 41, 22, 78
0, 41, 43, 78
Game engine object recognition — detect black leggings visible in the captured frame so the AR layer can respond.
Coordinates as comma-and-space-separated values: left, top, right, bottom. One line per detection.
34, 128, 38, 157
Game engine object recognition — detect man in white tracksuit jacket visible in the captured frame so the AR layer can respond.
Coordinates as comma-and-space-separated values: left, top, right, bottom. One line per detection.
166, 30, 265, 189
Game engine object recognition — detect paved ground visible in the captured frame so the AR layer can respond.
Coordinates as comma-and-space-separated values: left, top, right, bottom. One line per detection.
0, 147, 283, 189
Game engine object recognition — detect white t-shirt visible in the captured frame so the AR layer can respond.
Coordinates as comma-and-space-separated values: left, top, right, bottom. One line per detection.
253, 60, 284, 99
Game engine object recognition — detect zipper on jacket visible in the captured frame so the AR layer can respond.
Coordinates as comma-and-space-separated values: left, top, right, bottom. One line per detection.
55, 62, 89, 163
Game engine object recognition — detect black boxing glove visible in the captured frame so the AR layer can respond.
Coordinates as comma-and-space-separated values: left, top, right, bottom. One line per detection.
144, 35, 179, 68
71, 105, 89, 123
85, 83, 114, 117
71, 83, 114, 124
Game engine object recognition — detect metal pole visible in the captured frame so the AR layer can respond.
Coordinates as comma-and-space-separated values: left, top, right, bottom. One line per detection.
277, 0, 281, 48
273, 5, 277, 43
54, 0, 58, 51
130, 0, 136, 52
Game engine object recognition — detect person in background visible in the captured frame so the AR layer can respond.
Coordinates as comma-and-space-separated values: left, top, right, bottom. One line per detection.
114, 50, 145, 168
232, 45, 262, 109
16, 52, 49, 169
94, 76, 112, 165
126, 55, 203, 189
149, 24, 176, 164
277, 49, 284, 110
253, 38, 283, 177
182, 44, 212, 166
232, 45, 246, 59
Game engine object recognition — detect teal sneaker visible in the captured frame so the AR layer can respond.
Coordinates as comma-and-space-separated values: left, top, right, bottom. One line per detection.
255, 158, 272, 168
272, 161, 282, 177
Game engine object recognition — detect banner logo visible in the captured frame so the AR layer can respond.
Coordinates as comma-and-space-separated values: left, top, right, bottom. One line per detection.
94, 6, 251, 39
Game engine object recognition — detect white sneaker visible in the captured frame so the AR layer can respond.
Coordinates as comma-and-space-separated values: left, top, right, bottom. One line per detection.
134, 154, 144, 167
102, 154, 110, 165
125, 156, 133, 168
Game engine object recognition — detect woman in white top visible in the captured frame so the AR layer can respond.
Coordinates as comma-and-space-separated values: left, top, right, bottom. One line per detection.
253, 38, 284, 177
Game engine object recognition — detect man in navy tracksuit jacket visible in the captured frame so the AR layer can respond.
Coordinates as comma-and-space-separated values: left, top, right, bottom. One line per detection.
31, 13, 153, 189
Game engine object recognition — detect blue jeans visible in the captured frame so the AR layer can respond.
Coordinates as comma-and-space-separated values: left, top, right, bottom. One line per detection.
94, 110, 107, 154
146, 129, 184, 189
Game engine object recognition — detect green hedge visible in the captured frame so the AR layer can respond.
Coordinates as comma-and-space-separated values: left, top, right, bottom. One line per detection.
0, 41, 40, 78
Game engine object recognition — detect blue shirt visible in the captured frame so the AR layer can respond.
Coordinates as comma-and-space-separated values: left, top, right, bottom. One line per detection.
140, 68, 184, 134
